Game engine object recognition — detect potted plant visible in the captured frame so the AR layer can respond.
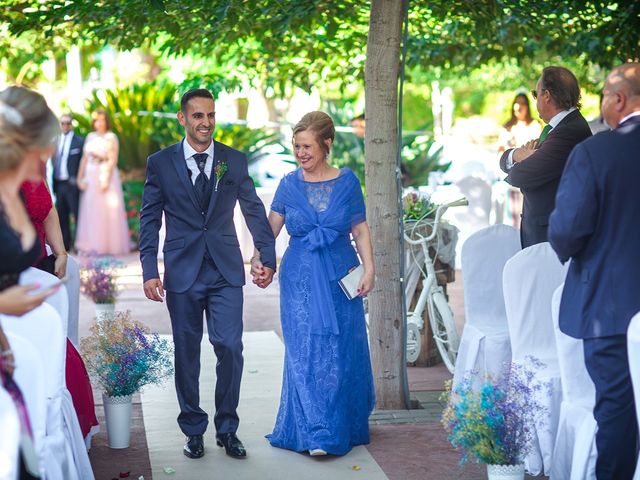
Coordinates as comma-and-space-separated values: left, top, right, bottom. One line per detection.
441, 360, 547, 480
79, 256, 123, 319
80, 310, 173, 448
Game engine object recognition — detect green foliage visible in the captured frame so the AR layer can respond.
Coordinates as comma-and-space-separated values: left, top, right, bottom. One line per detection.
74, 82, 180, 172
213, 124, 282, 164
401, 134, 449, 188
4, 1, 637, 95
122, 180, 144, 248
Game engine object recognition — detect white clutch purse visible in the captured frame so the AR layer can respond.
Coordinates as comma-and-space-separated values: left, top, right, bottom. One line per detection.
339, 265, 364, 300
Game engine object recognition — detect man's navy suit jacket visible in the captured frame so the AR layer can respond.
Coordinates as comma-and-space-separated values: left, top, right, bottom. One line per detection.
549, 115, 640, 339
139, 140, 276, 293
500, 109, 591, 247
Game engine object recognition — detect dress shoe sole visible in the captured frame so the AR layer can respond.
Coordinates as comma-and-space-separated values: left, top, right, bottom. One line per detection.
216, 439, 247, 459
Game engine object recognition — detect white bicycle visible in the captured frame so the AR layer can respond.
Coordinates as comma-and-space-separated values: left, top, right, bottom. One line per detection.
403, 197, 468, 373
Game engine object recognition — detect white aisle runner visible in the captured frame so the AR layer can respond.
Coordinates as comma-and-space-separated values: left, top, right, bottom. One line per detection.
141, 332, 388, 480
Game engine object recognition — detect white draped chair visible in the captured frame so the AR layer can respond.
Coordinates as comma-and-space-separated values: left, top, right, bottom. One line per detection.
1, 303, 94, 480
19, 267, 69, 340
0, 387, 20, 480
64, 255, 81, 346
627, 312, 640, 480
4, 331, 46, 478
453, 224, 520, 387
43, 247, 80, 344
502, 242, 567, 476
550, 283, 597, 479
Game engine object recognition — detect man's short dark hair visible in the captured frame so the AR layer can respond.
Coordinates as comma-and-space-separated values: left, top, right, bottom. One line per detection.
541, 66, 582, 110
180, 89, 214, 112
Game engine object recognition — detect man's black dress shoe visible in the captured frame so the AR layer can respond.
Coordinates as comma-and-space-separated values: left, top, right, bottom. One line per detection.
183, 434, 204, 459
216, 432, 247, 458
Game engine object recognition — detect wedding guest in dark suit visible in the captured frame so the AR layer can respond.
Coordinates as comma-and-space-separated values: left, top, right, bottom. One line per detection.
499, 66, 591, 247
549, 62, 640, 480
51, 114, 84, 251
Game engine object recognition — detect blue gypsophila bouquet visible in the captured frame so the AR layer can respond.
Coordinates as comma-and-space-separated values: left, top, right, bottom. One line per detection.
80, 256, 124, 304
80, 310, 173, 397
441, 358, 548, 466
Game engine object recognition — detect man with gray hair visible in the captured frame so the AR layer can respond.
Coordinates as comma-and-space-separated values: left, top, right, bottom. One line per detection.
500, 66, 591, 247
549, 62, 640, 480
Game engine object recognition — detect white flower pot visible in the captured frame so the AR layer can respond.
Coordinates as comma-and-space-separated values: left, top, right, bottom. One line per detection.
102, 393, 132, 448
486, 463, 525, 480
95, 303, 115, 321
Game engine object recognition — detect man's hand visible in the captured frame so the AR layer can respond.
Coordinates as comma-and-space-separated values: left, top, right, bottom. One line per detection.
250, 257, 274, 289
0, 284, 53, 316
512, 139, 538, 164
255, 266, 275, 289
143, 278, 164, 302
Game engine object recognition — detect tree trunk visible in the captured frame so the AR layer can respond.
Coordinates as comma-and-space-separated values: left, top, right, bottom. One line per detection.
364, 0, 407, 410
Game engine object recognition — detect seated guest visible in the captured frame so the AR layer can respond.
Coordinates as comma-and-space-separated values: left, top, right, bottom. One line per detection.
0, 84, 61, 479
21, 179, 99, 441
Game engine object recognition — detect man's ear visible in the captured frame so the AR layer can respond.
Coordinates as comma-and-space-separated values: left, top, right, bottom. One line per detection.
177, 110, 185, 126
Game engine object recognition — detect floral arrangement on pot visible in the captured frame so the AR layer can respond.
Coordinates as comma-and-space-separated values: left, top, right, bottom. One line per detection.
79, 256, 124, 304
80, 310, 173, 398
441, 358, 547, 474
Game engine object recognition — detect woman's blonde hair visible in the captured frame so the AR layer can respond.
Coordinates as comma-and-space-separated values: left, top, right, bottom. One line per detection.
292, 111, 335, 157
0, 86, 59, 172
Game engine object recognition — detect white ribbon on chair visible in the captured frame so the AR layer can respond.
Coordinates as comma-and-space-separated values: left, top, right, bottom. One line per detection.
1, 302, 94, 480
0, 387, 20, 480
626, 312, 640, 480
550, 283, 597, 479
4, 332, 46, 477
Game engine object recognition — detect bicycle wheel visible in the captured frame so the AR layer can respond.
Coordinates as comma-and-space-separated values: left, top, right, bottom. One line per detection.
428, 289, 460, 373
406, 321, 421, 363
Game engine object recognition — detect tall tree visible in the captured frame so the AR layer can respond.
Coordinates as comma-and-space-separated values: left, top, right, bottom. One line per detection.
365, 0, 407, 409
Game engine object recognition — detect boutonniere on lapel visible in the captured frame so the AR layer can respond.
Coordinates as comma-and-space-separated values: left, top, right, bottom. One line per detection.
214, 159, 228, 192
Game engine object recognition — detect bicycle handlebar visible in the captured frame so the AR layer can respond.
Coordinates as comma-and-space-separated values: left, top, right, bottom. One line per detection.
403, 197, 468, 245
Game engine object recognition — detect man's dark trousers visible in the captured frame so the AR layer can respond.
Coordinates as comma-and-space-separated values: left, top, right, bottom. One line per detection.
166, 254, 244, 437
54, 179, 80, 251
583, 335, 639, 480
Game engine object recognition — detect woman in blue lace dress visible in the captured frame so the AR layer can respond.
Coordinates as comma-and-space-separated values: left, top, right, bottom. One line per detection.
253, 111, 375, 456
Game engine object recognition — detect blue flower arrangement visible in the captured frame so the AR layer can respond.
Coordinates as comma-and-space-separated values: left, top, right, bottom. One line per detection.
80, 310, 173, 397
441, 358, 548, 466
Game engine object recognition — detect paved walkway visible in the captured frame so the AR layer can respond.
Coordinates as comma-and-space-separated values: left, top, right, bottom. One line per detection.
80, 254, 544, 479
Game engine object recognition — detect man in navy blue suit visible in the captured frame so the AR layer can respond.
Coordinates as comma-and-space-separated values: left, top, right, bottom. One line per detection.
52, 114, 84, 251
139, 89, 276, 460
549, 63, 640, 480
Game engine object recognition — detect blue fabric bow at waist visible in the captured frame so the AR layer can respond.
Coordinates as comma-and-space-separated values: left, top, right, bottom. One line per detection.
290, 228, 351, 336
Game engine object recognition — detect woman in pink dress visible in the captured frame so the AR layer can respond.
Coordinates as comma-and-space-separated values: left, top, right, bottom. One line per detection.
75, 109, 130, 255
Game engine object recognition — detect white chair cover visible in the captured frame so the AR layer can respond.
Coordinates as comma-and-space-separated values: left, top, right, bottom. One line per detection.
19, 267, 69, 343
1, 305, 94, 480
550, 283, 597, 479
64, 256, 81, 346
4, 332, 46, 477
453, 224, 520, 386
627, 312, 640, 480
502, 242, 567, 476
0, 387, 20, 480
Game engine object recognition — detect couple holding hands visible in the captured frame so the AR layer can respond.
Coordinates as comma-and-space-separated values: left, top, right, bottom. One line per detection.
140, 88, 375, 460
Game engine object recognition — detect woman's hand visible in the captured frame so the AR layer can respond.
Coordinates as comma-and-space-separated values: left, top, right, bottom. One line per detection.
0, 284, 55, 316
77, 178, 87, 191
54, 253, 68, 279
357, 269, 375, 297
